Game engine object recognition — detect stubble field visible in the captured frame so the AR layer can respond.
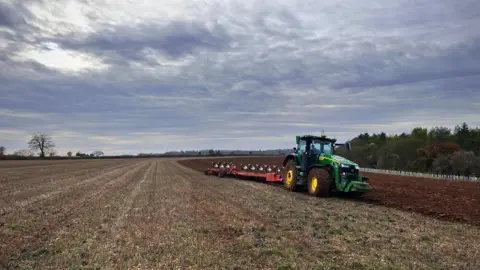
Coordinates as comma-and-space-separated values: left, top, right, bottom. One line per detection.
1, 157, 479, 269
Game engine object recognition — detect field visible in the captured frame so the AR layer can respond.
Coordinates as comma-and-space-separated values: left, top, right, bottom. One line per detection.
1, 157, 479, 269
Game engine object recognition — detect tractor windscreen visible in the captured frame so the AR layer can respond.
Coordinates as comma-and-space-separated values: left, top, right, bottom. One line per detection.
310, 139, 333, 154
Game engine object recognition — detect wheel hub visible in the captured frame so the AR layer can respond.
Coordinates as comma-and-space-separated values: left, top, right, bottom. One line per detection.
286, 170, 293, 185
311, 176, 318, 191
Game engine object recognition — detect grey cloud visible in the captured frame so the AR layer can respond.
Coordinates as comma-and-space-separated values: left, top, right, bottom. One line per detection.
332, 39, 480, 90
0, 54, 59, 82
51, 20, 233, 63
0, 2, 33, 29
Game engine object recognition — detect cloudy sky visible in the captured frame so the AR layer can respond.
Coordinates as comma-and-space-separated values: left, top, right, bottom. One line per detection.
1, 0, 479, 155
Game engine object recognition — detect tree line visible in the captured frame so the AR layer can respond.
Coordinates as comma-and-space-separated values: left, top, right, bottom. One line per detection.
0, 133, 104, 159
1, 123, 479, 177
336, 122, 480, 176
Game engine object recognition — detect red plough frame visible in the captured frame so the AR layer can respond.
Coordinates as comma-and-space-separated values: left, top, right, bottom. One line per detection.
204, 161, 283, 182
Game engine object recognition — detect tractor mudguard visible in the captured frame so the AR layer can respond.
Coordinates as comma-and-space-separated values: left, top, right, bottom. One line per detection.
282, 154, 297, 167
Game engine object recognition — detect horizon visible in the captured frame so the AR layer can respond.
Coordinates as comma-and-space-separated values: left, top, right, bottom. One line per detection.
1, 0, 479, 156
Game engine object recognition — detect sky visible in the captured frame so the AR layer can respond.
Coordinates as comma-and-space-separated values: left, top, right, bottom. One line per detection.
1, 0, 480, 155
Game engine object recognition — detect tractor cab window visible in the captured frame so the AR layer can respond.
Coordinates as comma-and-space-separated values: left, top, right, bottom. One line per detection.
311, 139, 333, 154
298, 140, 307, 152
322, 143, 333, 154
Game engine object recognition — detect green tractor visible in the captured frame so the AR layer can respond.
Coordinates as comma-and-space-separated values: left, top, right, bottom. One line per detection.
282, 134, 371, 197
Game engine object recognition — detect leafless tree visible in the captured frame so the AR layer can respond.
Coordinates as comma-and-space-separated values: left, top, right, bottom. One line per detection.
67, 151, 72, 157
0, 146, 5, 156
47, 149, 57, 157
92, 150, 104, 157
28, 133, 55, 158
13, 149, 34, 157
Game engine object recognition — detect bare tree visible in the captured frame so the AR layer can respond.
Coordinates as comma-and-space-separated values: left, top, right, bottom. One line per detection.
13, 149, 34, 157
28, 133, 55, 158
92, 150, 104, 157
67, 151, 72, 157
47, 149, 57, 157
0, 146, 5, 156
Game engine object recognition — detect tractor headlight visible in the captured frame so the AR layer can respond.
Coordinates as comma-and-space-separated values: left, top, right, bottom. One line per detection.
340, 164, 359, 170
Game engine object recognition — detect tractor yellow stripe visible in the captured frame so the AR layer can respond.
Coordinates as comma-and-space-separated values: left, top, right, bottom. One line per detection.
319, 156, 341, 164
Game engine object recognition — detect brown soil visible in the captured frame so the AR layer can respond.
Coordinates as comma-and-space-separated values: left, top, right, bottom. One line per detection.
1, 158, 479, 269
178, 156, 480, 227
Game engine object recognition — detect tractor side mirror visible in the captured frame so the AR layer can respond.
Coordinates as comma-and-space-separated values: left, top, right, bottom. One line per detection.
293, 147, 297, 153
346, 141, 352, 152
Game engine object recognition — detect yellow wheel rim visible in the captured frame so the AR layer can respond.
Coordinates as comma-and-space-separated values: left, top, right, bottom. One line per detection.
286, 169, 293, 185
311, 176, 318, 191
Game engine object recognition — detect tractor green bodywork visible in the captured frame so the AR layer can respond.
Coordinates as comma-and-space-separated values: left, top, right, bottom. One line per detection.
282, 134, 371, 195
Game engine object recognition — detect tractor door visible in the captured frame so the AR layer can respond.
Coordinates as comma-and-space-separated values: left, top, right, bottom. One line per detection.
306, 140, 319, 169
298, 139, 307, 171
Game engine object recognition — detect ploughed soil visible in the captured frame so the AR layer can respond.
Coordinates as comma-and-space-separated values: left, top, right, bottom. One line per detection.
1, 158, 479, 269
178, 156, 480, 227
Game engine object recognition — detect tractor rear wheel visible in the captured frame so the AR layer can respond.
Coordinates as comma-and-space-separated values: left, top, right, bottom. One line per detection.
283, 159, 298, 191
307, 167, 331, 197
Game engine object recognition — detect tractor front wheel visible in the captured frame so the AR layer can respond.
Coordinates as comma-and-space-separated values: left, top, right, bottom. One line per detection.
283, 159, 298, 191
307, 168, 331, 197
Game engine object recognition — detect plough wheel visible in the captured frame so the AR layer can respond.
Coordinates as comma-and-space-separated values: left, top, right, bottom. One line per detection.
283, 160, 297, 191
307, 167, 331, 197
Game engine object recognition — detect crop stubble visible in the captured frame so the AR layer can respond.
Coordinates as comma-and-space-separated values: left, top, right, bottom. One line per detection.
0, 158, 479, 269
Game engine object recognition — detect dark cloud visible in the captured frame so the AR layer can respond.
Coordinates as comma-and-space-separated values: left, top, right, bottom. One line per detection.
0, 2, 33, 29
50, 20, 233, 63
0, 54, 59, 82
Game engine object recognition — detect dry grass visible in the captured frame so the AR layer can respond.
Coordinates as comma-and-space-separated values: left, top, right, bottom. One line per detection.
0, 158, 479, 269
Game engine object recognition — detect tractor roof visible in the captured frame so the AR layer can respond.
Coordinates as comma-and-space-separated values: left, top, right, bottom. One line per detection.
299, 134, 337, 143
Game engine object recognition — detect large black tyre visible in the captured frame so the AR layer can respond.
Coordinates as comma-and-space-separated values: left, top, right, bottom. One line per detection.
307, 167, 332, 197
283, 159, 298, 191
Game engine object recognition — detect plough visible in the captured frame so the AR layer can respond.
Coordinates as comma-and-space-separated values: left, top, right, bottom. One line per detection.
204, 134, 371, 197
205, 161, 283, 182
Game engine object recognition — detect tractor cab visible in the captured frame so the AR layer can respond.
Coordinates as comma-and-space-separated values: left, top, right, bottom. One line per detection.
294, 134, 337, 154
293, 134, 350, 172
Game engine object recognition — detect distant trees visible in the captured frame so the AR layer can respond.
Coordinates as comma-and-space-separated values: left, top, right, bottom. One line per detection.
28, 133, 55, 158
76, 151, 88, 157
337, 122, 480, 176
13, 149, 34, 157
2, 132, 107, 159
92, 151, 104, 157
207, 149, 222, 156
47, 149, 57, 157
74, 151, 104, 157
